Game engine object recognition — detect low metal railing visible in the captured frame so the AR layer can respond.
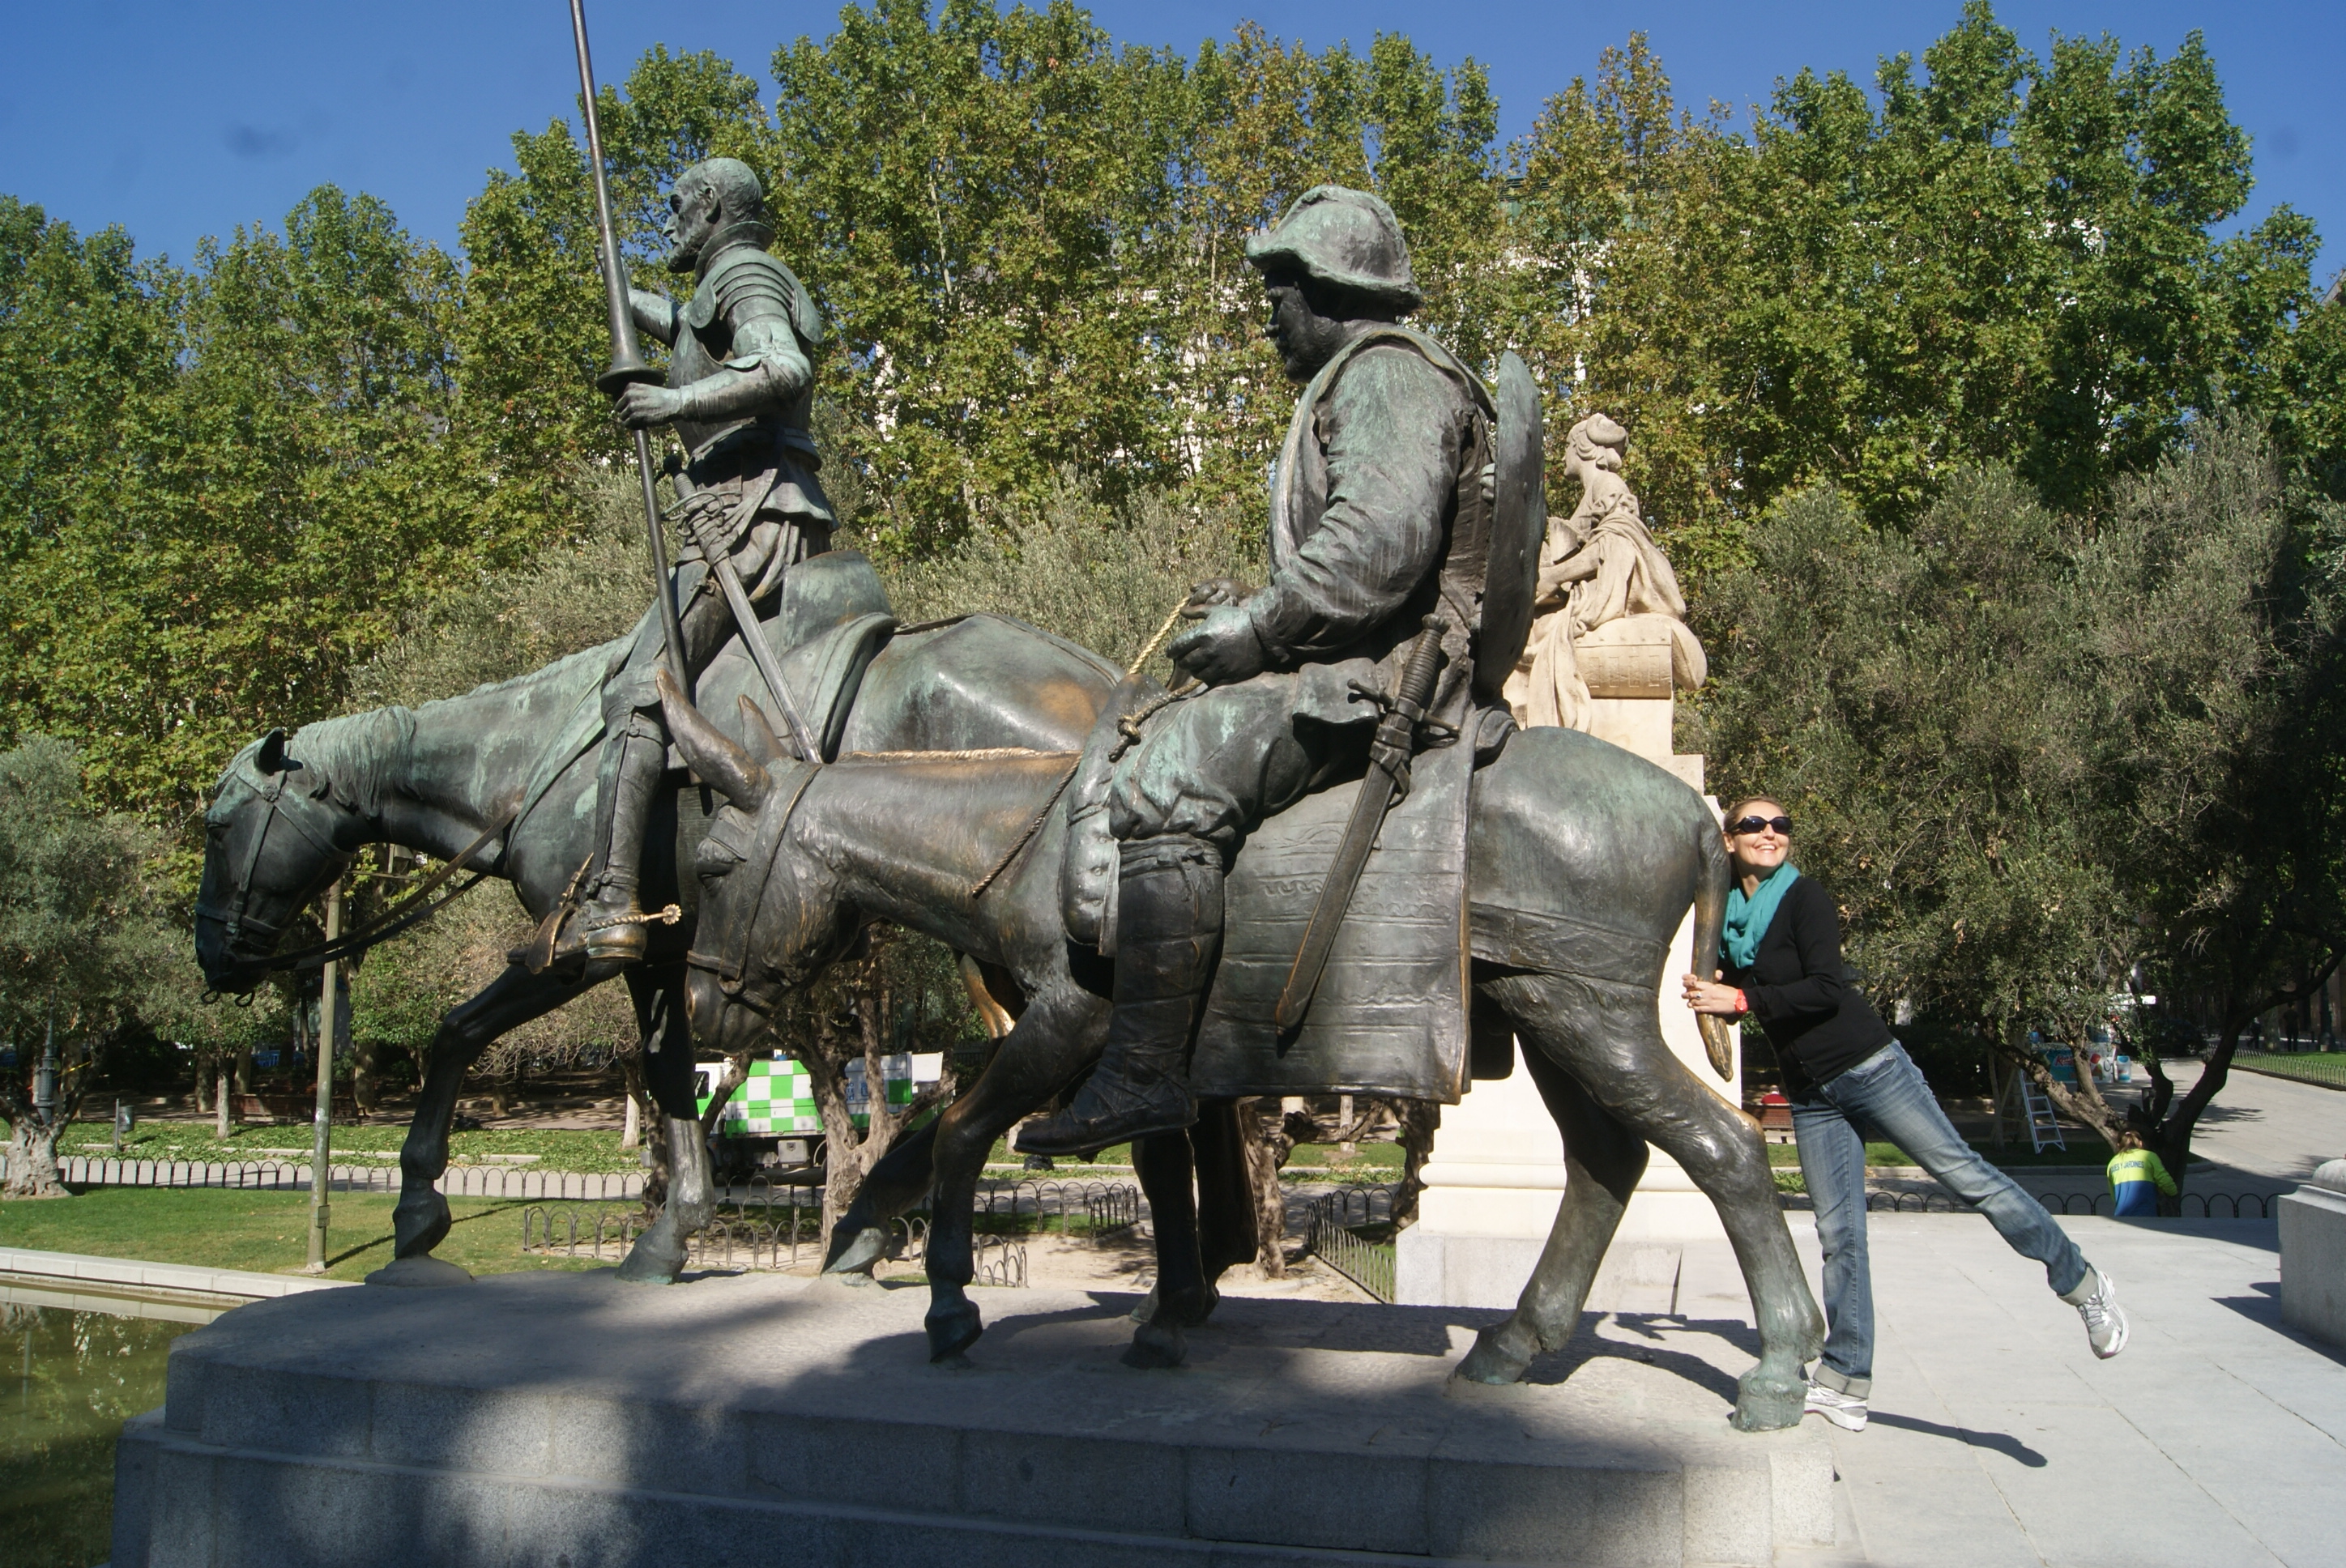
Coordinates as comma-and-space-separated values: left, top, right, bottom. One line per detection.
1303, 1186, 1400, 1303
15, 1153, 643, 1200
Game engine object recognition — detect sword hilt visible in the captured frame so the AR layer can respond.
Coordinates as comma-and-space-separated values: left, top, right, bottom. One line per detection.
1369, 616, 1449, 779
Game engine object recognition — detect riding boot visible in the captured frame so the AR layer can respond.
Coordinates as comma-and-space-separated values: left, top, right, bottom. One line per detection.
552, 726, 667, 974
1017, 835, 1220, 1156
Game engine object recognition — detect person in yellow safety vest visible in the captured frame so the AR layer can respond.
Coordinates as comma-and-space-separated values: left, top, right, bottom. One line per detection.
2107, 1129, 2178, 1216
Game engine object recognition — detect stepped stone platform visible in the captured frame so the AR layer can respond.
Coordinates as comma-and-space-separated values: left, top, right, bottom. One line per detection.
112, 1268, 1835, 1567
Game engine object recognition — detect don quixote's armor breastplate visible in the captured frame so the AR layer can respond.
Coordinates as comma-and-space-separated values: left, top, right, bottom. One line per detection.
670, 238, 821, 461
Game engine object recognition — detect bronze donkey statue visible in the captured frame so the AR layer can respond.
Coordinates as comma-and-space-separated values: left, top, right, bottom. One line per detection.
659, 671, 1827, 1431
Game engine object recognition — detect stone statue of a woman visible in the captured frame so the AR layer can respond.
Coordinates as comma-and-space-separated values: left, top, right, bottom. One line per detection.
1504, 413, 1706, 731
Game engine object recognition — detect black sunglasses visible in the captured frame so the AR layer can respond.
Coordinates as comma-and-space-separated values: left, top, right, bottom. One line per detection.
1727, 815, 1792, 836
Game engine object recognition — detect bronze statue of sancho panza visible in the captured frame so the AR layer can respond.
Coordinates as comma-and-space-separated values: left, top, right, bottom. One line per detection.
1019, 185, 1496, 1155
550, 156, 834, 974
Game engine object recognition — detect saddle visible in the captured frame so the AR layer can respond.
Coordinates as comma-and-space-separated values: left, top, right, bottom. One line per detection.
1059, 685, 1517, 1104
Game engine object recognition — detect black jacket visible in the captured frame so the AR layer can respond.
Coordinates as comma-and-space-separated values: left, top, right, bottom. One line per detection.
1719, 876, 1893, 1094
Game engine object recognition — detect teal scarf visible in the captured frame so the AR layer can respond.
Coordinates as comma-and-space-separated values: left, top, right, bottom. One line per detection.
1721, 863, 1800, 971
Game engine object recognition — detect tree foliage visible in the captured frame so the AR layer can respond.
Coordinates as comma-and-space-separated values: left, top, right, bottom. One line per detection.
0, 4, 2339, 1153
0, 738, 177, 1195
1700, 420, 2346, 1174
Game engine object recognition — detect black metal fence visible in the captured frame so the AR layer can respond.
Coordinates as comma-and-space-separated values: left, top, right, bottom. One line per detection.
1303, 1186, 1400, 1303
16, 1153, 643, 1200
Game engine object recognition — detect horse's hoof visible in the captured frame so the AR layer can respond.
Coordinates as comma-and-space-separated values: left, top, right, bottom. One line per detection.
1730, 1366, 1807, 1432
926, 1300, 984, 1361
391, 1189, 452, 1257
365, 1254, 473, 1288
1122, 1318, 1186, 1369
822, 1225, 888, 1278
1454, 1320, 1536, 1387
616, 1216, 685, 1285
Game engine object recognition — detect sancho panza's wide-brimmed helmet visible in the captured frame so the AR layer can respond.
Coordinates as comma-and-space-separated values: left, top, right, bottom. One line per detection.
1243, 185, 1422, 313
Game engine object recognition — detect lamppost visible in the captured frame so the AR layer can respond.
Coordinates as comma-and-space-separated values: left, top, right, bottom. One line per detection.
305, 882, 342, 1274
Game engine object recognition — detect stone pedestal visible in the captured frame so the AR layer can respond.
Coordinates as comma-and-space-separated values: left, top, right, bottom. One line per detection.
1399, 645, 1734, 1310
2280, 1158, 2346, 1349
113, 1269, 1835, 1567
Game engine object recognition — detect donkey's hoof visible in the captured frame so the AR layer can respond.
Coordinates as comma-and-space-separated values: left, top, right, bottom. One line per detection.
1454, 1320, 1536, 1387
1730, 1366, 1807, 1432
615, 1216, 685, 1285
365, 1254, 473, 1288
1123, 1318, 1187, 1369
823, 1225, 889, 1278
927, 1300, 984, 1361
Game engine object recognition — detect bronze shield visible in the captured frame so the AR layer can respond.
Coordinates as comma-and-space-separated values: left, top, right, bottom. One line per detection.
1474, 351, 1546, 704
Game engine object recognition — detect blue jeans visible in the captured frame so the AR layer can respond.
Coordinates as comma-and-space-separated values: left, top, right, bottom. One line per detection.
1793, 1042, 2089, 1395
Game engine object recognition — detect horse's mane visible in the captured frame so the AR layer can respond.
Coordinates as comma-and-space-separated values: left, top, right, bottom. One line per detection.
287, 707, 417, 822
426, 637, 625, 707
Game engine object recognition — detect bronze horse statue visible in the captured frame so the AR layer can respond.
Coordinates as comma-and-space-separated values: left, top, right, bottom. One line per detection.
194, 558, 1125, 1283
659, 672, 1827, 1431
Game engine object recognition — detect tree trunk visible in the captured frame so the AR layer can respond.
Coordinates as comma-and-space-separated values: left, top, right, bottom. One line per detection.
1391, 1097, 1441, 1226
349, 1034, 379, 1118
3, 1117, 70, 1199
1990, 1031, 2126, 1154
620, 1052, 645, 1151
2152, 1016, 2246, 1195
215, 1062, 235, 1138
1240, 1098, 1295, 1278
800, 971, 956, 1249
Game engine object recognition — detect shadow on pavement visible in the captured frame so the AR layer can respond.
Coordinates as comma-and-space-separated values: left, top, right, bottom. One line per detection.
1866, 1411, 2047, 1466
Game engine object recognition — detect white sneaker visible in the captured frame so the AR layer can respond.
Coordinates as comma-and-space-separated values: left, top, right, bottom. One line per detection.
1803, 1383, 1868, 1431
2066, 1267, 2129, 1359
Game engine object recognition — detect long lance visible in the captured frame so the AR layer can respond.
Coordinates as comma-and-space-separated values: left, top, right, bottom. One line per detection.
567, 0, 689, 698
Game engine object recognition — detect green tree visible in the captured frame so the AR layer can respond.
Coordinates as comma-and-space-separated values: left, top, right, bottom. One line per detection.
2, 190, 507, 886
1700, 422, 2346, 1179
1508, 6, 2329, 584
0, 738, 177, 1197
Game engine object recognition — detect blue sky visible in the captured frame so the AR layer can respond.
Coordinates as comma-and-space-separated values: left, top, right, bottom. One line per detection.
2, 2, 2336, 279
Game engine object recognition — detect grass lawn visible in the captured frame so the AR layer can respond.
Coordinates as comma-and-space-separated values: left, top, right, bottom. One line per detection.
0, 1187, 634, 1282
980, 1136, 1133, 1171
53, 1122, 642, 1174
2231, 1050, 2346, 1089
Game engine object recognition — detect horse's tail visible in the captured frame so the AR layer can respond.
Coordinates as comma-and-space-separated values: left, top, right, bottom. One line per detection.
1692, 813, 1735, 1080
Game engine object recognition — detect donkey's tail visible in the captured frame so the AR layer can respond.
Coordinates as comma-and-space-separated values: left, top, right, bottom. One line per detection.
1692, 815, 1735, 1080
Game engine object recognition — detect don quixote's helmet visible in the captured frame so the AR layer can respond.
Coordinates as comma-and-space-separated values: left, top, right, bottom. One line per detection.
1243, 185, 1423, 313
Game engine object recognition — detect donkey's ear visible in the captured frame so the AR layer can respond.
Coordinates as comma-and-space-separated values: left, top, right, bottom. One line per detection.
658, 668, 770, 812
254, 728, 291, 775
737, 695, 786, 767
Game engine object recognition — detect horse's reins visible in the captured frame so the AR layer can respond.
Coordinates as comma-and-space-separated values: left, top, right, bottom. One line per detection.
210, 791, 518, 979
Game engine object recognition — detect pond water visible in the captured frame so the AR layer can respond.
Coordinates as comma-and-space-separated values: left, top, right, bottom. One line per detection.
2, 1293, 205, 1568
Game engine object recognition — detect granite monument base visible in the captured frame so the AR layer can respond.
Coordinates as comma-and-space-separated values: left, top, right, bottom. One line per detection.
113, 1268, 1835, 1567
2280, 1158, 2346, 1349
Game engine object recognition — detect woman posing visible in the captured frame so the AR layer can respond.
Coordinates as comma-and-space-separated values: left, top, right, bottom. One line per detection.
1683, 798, 2128, 1433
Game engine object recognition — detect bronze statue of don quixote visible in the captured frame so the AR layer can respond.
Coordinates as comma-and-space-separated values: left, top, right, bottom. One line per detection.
194, 3, 1825, 1432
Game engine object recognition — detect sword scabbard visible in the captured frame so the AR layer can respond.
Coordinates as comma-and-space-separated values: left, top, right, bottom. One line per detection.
1273, 615, 1450, 1033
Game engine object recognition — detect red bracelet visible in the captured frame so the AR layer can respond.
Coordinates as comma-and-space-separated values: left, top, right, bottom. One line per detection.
1734, 989, 1749, 1015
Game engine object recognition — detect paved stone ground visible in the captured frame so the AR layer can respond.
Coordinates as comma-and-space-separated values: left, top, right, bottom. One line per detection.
1683, 1212, 2346, 1568
2155, 1059, 2342, 1190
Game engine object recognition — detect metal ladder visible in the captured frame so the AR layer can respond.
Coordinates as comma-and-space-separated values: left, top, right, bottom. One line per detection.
2013, 1072, 2067, 1154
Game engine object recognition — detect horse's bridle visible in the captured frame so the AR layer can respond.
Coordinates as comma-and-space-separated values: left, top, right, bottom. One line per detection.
198, 765, 515, 982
